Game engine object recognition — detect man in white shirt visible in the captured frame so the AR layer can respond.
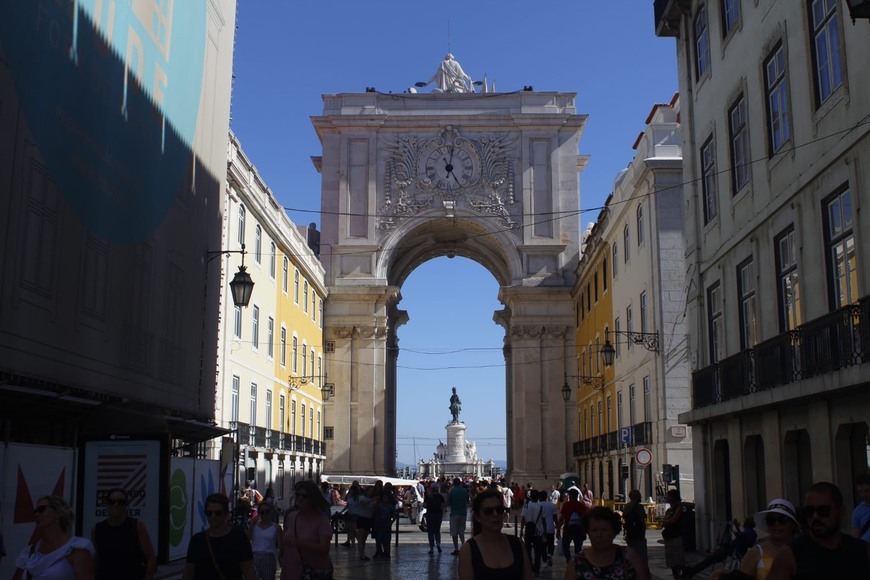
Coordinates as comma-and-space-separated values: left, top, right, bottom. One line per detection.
521, 490, 545, 574
502, 485, 514, 528
539, 492, 558, 566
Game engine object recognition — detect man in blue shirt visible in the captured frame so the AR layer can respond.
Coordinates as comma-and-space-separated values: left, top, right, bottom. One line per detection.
447, 478, 469, 555
851, 472, 870, 543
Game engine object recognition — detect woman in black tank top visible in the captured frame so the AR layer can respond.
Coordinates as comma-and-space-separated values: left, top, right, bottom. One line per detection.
458, 489, 532, 580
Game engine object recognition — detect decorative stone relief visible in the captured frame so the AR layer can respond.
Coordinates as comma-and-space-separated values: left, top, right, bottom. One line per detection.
379, 126, 518, 232
510, 325, 545, 339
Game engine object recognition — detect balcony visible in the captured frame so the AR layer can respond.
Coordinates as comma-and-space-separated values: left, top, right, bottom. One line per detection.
654, 0, 691, 38
691, 299, 869, 409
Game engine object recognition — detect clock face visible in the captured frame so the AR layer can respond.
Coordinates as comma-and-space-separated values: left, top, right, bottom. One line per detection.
421, 144, 479, 190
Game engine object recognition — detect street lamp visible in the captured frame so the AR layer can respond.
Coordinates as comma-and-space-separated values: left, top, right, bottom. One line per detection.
207, 244, 254, 307
846, 0, 870, 22
600, 328, 659, 366
562, 373, 606, 398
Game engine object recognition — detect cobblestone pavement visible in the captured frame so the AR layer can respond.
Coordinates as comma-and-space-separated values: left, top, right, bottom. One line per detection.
156, 517, 719, 579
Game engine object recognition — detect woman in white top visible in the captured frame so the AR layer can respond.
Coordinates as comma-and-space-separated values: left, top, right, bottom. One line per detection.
14, 495, 94, 580
248, 504, 282, 580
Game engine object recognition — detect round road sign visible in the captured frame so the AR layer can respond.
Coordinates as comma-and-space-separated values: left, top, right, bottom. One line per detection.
635, 448, 652, 466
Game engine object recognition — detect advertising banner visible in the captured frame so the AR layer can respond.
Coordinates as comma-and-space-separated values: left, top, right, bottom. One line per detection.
0, 443, 75, 580
81, 440, 161, 557
167, 457, 195, 560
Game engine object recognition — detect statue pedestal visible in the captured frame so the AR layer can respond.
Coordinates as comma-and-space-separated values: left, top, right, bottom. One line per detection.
445, 421, 467, 463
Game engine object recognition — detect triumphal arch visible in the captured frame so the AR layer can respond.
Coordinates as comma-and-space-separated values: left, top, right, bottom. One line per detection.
313, 67, 587, 484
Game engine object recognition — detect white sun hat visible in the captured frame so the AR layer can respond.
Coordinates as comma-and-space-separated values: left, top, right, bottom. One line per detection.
753, 498, 798, 533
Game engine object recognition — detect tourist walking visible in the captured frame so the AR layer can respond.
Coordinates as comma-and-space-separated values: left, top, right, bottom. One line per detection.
182, 493, 255, 580
248, 503, 281, 580
341, 481, 361, 548
564, 506, 649, 580
851, 472, 870, 542
449, 478, 470, 554
425, 482, 447, 554
280, 480, 333, 580
766, 481, 870, 579
622, 489, 648, 567
661, 489, 688, 580
539, 489, 558, 566
458, 489, 532, 580
560, 487, 589, 561
372, 482, 396, 559
14, 495, 94, 580
355, 483, 377, 561
521, 489, 545, 574
91, 487, 156, 580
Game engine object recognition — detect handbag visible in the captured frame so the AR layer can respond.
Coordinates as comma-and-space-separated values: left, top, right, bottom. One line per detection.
294, 514, 334, 580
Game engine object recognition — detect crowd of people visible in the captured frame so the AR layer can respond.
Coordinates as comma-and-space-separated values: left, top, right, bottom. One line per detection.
7, 473, 870, 579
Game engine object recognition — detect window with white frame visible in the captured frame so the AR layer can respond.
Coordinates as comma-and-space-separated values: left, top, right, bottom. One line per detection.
640, 292, 648, 334
294, 270, 300, 304
312, 292, 317, 321
765, 43, 791, 155
251, 305, 259, 349
606, 396, 612, 432
231, 376, 240, 422
738, 258, 758, 349
303, 281, 309, 313
317, 356, 322, 388
775, 227, 801, 332
636, 204, 644, 246
279, 394, 285, 433
237, 204, 246, 246
825, 188, 857, 309
266, 390, 272, 431
810, 0, 842, 105
291, 400, 296, 435
626, 306, 633, 351
270, 242, 276, 279
319, 299, 324, 329
301, 403, 306, 438
250, 383, 257, 425
708, 282, 723, 364
617, 391, 623, 428
267, 317, 274, 358
721, 0, 741, 36
301, 344, 307, 379
234, 305, 242, 339
292, 336, 298, 373
729, 95, 750, 194
282, 256, 288, 293
629, 384, 636, 425
317, 410, 321, 440
702, 136, 718, 223
309, 410, 314, 439
255, 225, 262, 264
643, 377, 651, 421
612, 242, 618, 278
310, 348, 315, 383
602, 257, 608, 292
694, 4, 711, 79
280, 327, 287, 367
623, 225, 630, 264
614, 318, 621, 359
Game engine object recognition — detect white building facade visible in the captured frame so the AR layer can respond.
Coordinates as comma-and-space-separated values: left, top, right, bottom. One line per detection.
656, 0, 870, 550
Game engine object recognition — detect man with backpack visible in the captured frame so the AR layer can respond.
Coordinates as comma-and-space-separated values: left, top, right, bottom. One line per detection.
559, 487, 588, 561
622, 489, 648, 565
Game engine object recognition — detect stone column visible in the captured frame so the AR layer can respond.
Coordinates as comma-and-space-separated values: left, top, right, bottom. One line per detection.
445, 422, 467, 463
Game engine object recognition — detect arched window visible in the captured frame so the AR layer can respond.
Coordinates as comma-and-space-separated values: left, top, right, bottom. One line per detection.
237, 205, 246, 245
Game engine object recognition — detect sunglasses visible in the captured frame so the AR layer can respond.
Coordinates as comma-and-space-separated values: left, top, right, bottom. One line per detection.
801, 505, 833, 518
296, 493, 309, 499
765, 514, 792, 526
205, 510, 226, 517
107, 499, 127, 506
481, 506, 506, 516
33, 505, 50, 515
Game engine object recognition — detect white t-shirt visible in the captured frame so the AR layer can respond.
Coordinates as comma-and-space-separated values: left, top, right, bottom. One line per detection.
502, 487, 514, 509
522, 501, 544, 535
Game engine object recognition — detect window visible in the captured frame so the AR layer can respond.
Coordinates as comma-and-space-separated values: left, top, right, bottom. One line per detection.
310, 348, 315, 383
279, 394, 285, 434
643, 377, 651, 421
251, 305, 259, 349
319, 300, 324, 329
614, 318, 621, 359
317, 356, 322, 388
294, 270, 300, 304
694, 4, 711, 79
606, 396, 612, 432
729, 95, 750, 193
623, 225, 630, 264
775, 227, 801, 332
267, 317, 274, 358
301, 404, 306, 438
231, 376, 240, 422
303, 281, 309, 313
617, 391, 624, 428
825, 188, 857, 309
597, 401, 603, 436
612, 243, 618, 277
233, 305, 242, 339
312, 292, 317, 321
266, 390, 272, 431
237, 205, 246, 245
270, 242, 276, 279
640, 292, 648, 334
282, 256, 288, 293
629, 385, 636, 426
301, 344, 307, 379
701, 136, 718, 223
602, 257, 608, 292
737, 258, 758, 349
255, 225, 262, 264
721, 0, 740, 36
583, 408, 589, 439
765, 44, 791, 154
594, 273, 599, 302
291, 400, 296, 435
250, 383, 257, 425
292, 337, 298, 373
810, 0, 842, 105
708, 283, 723, 364
317, 410, 321, 440
586, 284, 591, 313
626, 306, 633, 351
636, 204, 644, 246
280, 327, 287, 366
309, 409, 314, 439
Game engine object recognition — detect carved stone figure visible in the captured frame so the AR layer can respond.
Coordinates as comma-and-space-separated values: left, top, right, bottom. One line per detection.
422, 54, 473, 93
449, 387, 462, 422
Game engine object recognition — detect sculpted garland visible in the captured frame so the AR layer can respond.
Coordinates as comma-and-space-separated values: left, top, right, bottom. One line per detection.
379, 125, 518, 231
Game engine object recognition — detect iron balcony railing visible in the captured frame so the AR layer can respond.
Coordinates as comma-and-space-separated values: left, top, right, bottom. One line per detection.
692, 299, 869, 409
228, 423, 325, 457
572, 422, 654, 458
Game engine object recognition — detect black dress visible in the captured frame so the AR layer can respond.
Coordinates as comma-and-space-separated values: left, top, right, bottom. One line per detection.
93, 517, 145, 580
186, 527, 253, 580
468, 535, 525, 580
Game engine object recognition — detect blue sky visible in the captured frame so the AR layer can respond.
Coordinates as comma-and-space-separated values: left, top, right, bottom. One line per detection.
229, 1, 678, 468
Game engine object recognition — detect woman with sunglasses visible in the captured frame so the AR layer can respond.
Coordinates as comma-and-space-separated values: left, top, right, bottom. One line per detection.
718, 499, 799, 580
248, 503, 282, 580
280, 480, 333, 580
458, 489, 533, 580
14, 496, 94, 580
91, 487, 156, 580
182, 493, 255, 580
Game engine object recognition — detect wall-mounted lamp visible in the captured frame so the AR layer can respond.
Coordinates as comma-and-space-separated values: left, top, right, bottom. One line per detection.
206, 243, 254, 307
846, 0, 870, 22
561, 373, 606, 401
288, 375, 310, 389
321, 383, 335, 401
600, 328, 659, 366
